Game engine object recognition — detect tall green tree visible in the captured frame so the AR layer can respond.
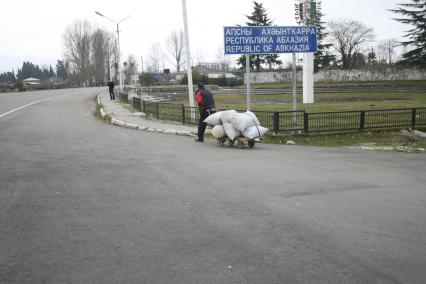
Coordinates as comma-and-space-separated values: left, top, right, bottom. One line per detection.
390, 0, 426, 66
237, 1, 282, 71
313, 8, 333, 72
56, 60, 69, 79
0, 71, 16, 83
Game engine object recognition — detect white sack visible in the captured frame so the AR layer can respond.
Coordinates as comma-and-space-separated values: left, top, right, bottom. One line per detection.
212, 125, 226, 138
203, 111, 222, 126
223, 123, 241, 140
242, 125, 268, 138
231, 111, 261, 131
221, 110, 238, 123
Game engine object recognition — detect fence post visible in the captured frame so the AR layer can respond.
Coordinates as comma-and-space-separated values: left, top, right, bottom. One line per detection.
182, 104, 185, 124
360, 111, 365, 131
156, 102, 159, 120
304, 112, 309, 134
412, 108, 417, 129
273, 112, 279, 133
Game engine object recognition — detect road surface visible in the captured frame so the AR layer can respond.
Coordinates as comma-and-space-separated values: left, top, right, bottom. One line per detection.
1, 88, 426, 283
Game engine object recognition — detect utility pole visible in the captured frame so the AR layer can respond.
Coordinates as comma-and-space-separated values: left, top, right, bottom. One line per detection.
182, 0, 195, 121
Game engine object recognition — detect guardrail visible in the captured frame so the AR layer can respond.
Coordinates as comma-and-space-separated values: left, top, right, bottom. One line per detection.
129, 95, 426, 134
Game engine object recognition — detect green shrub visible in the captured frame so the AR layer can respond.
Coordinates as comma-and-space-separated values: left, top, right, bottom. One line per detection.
139, 73, 158, 86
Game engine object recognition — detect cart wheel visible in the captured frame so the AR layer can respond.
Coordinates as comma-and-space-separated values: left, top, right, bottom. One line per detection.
228, 139, 235, 146
248, 140, 255, 148
237, 141, 244, 149
217, 139, 224, 146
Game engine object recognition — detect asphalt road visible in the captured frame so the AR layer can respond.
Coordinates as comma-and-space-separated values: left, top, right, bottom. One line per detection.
1, 88, 426, 283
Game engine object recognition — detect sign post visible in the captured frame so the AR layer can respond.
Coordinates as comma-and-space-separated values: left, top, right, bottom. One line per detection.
224, 26, 317, 110
292, 53, 297, 111
296, 0, 319, 104
246, 55, 251, 111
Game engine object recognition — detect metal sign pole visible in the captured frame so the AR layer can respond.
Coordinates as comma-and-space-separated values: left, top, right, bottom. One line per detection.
246, 55, 251, 111
292, 53, 297, 111
292, 53, 298, 128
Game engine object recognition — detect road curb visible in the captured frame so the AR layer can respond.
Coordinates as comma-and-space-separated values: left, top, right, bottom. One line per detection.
97, 93, 196, 137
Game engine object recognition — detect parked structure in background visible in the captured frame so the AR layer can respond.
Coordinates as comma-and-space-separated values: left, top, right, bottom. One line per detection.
198, 62, 229, 72
22, 77, 41, 85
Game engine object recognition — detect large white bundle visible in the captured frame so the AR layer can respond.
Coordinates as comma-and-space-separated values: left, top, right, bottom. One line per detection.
223, 123, 241, 140
221, 110, 238, 123
203, 111, 222, 126
231, 111, 261, 131
242, 125, 268, 138
212, 125, 226, 138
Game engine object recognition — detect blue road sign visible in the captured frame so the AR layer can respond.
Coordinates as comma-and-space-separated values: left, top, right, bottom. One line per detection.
224, 26, 317, 55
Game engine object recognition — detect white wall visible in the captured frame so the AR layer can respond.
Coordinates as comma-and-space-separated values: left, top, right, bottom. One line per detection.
249, 68, 426, 83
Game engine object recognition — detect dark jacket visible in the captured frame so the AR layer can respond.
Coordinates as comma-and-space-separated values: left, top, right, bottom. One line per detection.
195, 88, 215, 111
107, 81, 114, 90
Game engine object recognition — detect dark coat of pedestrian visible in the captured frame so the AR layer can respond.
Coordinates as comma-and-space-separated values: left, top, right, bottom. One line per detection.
195, 83, 215, 142
107, 80, 115, 100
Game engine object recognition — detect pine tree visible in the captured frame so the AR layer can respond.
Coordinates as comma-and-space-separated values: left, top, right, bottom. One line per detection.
237, 1, 282, 71
49, 65, 55, 78
313, 8, 333, 72
390, 0, 426, 66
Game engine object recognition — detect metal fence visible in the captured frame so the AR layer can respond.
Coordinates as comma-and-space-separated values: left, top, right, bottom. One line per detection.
129, 95, 426, 134
119, 92, 128, 103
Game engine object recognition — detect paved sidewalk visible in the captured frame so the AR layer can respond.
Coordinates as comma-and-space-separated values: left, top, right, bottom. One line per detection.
98, 91, 198, 136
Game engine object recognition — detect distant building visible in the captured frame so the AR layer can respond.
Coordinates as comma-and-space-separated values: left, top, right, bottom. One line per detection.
22, 77, 41, 85
198, 62, 229, 72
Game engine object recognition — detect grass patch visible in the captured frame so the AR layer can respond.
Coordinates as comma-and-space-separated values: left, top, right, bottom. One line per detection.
95, 103, 103, 119
174, 91, 426, 112
95, 102, 112, 122
262, 130, 426, 149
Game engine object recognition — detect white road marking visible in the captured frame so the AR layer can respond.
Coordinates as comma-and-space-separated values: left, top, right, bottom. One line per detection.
0, 96, 58, 119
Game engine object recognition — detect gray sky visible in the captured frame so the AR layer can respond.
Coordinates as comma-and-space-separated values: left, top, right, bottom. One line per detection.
0, 0, 410, 73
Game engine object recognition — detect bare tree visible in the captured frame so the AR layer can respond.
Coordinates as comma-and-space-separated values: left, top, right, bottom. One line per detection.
376, 39, 399, 64
63, 20, 93, 85
193, 50, 205, 66
327, 19, 375, 69
123, 54, 138, 83
91, 29, 107, 84
147, 43, 162, 73
104, 33, 119, 82
165, 30, 185, 72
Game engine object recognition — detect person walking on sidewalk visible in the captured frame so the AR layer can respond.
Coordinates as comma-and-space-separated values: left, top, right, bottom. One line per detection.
195, 83, 216, 142
107, 79, 115, 100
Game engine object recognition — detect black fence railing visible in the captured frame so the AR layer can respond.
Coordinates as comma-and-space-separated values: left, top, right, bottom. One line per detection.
129, 96, 426, 134
119, 92, 128, 103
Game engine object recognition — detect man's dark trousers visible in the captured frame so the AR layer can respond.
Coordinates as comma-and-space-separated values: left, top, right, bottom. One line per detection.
197, 110, 210, 141
109, 89, 115, 100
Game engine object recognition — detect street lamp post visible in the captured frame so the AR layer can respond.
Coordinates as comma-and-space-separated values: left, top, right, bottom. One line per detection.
95, 11, 130, 93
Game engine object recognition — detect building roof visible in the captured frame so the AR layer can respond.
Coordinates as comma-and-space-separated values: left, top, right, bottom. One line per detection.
23, 77, 41, 82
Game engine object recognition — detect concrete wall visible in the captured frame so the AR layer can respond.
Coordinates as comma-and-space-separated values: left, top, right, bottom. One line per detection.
249, 68, 426, 83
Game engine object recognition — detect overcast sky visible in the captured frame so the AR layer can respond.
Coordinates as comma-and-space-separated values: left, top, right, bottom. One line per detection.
0, 0, 410, 73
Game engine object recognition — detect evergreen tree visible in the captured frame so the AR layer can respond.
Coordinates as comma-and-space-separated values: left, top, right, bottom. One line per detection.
0, 71, 16, 83
56, 60, 69, 79
313, 8, 333, 72
237, 1, 282, 71
390, 0, 426, 66
49, 65, 55, 78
